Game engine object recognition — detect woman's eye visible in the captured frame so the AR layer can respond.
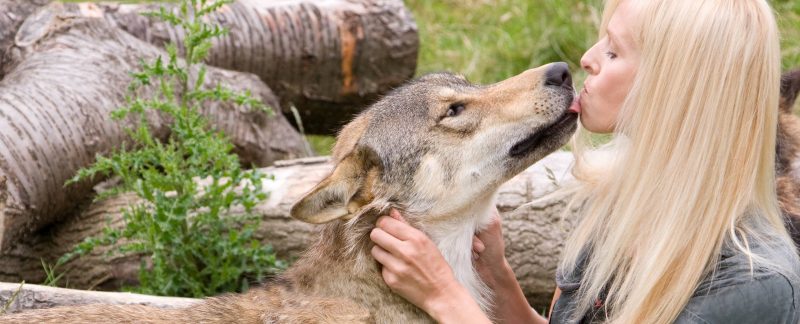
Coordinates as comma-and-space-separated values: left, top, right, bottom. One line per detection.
447, 103, 465, 117
605, 51, 618, 59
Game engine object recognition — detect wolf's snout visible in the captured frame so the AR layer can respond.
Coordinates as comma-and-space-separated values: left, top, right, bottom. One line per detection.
544, 62, 572, 90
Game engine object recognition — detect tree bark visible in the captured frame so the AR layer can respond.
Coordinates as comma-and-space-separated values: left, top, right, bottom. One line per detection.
0, 6, 310, 253
0, 282, 199, 314
67, 0, 419, 134
0, 152, 577, 307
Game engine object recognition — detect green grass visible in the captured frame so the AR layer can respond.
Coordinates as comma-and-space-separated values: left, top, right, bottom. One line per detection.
409, 0, 800, 85
306, 135, 337, 156
407, 0, 603, 86
776, 1, 800, 72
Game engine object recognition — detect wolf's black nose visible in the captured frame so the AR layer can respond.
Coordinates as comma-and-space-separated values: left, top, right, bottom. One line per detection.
544, 62, 573, 90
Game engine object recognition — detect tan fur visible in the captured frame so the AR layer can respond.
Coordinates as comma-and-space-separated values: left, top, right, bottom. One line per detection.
3, 64, 578, 323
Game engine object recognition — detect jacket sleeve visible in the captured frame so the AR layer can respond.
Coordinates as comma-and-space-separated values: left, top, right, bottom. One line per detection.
674, 271, 798, 324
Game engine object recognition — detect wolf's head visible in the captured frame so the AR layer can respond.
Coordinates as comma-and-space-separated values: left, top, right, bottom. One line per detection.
291, 62, 577, 225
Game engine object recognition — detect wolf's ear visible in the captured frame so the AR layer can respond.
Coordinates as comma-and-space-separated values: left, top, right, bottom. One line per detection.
290, 147, 381, 224
780, 69, 800, 113
331, 113, 370, 162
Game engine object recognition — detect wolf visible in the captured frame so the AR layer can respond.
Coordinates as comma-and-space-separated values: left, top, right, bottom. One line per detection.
2, 62, 578, 323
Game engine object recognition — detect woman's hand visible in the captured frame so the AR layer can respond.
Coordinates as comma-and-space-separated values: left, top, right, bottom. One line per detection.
370, 209, 490, 323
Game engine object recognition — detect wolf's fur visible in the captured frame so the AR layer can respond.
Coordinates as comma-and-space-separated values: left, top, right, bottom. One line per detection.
3, 63, 577, 323
776, 69, 800, 246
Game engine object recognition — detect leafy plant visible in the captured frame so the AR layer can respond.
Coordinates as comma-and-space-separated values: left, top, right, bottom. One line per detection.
61, 0, 284, 298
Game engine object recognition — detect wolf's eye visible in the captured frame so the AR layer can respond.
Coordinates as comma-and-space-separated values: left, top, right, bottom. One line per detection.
447, 103, 465, 117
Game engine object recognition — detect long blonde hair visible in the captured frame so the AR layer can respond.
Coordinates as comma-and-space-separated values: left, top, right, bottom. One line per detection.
561, 0, 793, 322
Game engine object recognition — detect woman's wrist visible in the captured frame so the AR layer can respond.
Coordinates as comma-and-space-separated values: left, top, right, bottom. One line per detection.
490, 260, 548, 324
424, 281, 491, 324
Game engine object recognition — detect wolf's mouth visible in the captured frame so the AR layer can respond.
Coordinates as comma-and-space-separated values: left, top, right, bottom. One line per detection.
509, 111, 578, 158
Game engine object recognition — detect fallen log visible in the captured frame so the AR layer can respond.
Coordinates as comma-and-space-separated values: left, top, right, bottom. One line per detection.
0, 152, 577, 307
68, 0, 419, 134
0, 7, 310, 253
0, 282, 199, 314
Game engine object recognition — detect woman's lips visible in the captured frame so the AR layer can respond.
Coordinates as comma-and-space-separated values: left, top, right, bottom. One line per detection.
569, 92, 582, 113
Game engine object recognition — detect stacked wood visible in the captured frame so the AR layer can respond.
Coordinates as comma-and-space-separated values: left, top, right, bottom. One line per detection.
0, 152, 578, 307
0, 7, 310, 254
2, 0, 420, 134
69, 0, 420, 134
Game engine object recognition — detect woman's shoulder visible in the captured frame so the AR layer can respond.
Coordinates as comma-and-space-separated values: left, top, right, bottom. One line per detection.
676, 237, 800, 324
677, 269, 798, 323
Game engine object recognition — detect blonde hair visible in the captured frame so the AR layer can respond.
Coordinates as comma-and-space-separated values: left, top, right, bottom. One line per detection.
562, 0, 793, 323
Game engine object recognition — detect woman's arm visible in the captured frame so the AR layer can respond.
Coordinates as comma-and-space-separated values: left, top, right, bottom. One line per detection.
472, 213, 549, 324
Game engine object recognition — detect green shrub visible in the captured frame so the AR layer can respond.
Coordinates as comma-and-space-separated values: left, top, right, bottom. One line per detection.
61, 0, 284, 298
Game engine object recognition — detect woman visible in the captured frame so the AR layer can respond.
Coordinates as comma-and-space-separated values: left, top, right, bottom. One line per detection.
369, 0, 800, 323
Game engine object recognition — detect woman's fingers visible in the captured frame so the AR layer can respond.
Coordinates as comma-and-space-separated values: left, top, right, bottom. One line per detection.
472, 236, 485, 253
371, 244, 400, 267
370, 227, 405, 255
376, 214, 417, 241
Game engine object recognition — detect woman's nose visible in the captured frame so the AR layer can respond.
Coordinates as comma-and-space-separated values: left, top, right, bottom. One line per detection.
581, 44, 599, 74
581, 51, 597, 75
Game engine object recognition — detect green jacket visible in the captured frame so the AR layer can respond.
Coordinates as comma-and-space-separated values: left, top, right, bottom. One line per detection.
549, 229, 800, 324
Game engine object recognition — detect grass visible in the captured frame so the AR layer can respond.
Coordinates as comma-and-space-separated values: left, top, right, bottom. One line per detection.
0, 281, 24, 315
407, 0, 603, 86
41, 259, 65, 287
409, 0, 800, 84
306, 135, 337, 156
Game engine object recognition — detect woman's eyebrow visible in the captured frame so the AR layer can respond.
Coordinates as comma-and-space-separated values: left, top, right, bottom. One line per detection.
606, 28, 624, 49
606, 29, 617, 44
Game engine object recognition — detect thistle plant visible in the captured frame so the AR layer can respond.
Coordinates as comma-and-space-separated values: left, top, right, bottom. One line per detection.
62, 0, 284, 298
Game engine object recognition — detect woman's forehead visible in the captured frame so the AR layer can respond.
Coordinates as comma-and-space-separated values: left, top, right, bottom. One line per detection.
607, 1, 640, 48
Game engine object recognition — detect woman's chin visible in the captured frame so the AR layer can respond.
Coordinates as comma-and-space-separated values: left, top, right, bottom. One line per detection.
579, 115, 614, 134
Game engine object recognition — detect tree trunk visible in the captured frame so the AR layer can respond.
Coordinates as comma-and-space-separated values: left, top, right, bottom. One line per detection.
0, 282, 199, 314
0, 6, 310, 253
0, 152, 577, 307
67, 0, 419, 134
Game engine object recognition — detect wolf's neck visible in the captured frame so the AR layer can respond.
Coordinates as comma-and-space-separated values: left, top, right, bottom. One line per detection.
423, 194, 497, 313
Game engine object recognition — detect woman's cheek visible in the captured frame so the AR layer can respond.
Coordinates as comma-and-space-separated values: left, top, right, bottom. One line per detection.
580, 104, 615, 133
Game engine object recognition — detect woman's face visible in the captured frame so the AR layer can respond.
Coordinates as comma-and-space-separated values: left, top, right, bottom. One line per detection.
577, 0, 640, 133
